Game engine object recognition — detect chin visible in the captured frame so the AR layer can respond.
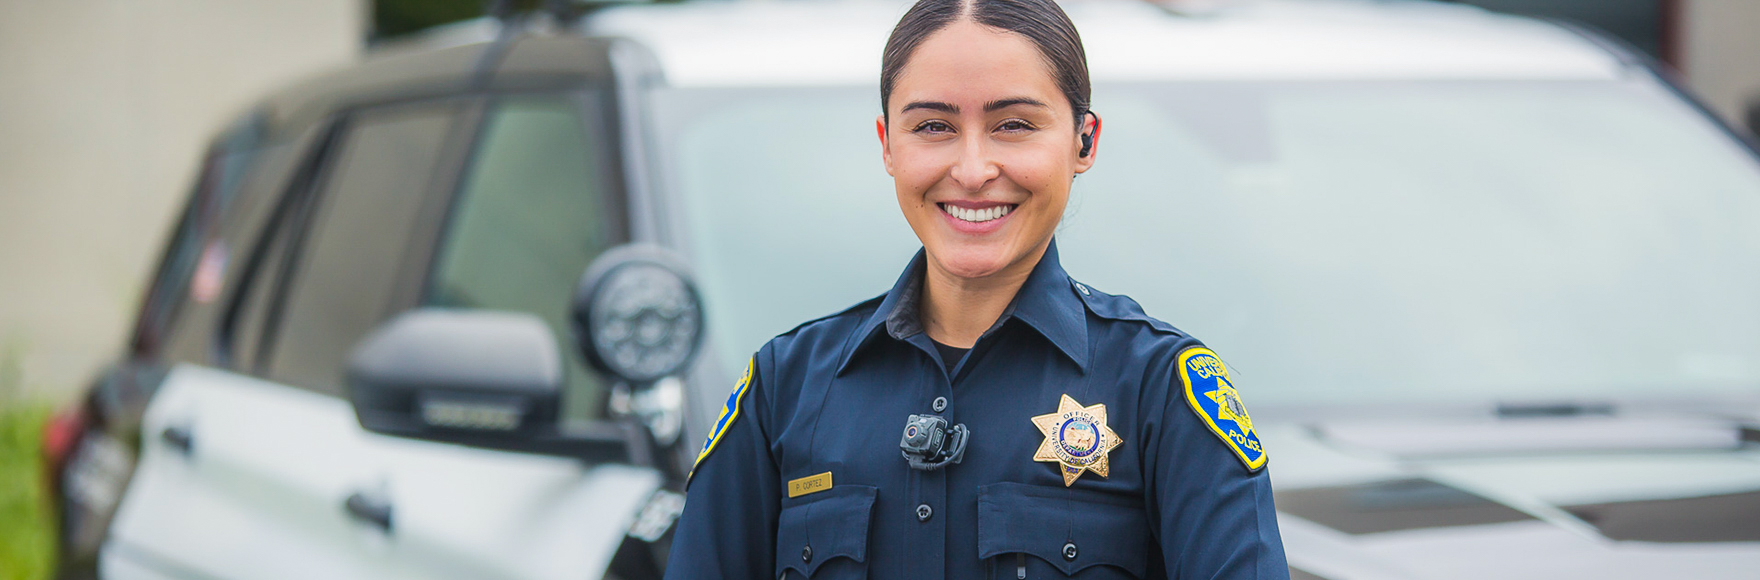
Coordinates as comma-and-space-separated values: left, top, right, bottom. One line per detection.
931, 243, 1016, 279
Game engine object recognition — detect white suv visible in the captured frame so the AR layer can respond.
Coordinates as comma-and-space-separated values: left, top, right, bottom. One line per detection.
47, 1, 1760, 579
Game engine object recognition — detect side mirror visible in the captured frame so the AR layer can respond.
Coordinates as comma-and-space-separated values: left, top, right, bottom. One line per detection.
347, 309, 635, 461
349, 309, 561, 440
572, 244, 705, 385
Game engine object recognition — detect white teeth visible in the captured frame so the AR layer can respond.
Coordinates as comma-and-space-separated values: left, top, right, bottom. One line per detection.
941, 203, 1013, 223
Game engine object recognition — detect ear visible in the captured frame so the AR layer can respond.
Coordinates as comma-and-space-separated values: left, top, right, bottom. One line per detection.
1074, 111, 1101, 174
878, 115, 896, 176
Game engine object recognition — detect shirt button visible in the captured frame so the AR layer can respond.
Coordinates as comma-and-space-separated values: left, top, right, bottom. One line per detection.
1062, 542, 1078, 561
802, 545, 813, 563
931, 397, 947, 413
916, 503, 933, 522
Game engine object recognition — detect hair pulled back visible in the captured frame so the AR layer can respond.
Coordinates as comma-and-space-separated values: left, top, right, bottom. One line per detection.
881, 0, 1091, 127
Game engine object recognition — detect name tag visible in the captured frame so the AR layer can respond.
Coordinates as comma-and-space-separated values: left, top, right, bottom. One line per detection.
787, 472, 833, 498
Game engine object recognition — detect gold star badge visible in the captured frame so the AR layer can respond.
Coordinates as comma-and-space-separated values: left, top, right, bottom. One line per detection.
1207, 380, 1253, 435
1032, 394, 1123, 486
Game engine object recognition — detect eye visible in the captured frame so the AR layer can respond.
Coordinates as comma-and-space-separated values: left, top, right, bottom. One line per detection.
995, 119, 1037, 133
911, 120, 955, 135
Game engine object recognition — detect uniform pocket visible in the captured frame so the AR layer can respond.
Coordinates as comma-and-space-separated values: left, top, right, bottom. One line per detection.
977, 482, 1150, 579
776, 485, 878, 579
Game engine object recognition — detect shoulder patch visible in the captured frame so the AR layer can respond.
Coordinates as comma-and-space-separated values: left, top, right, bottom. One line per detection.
1178, 346, 1266, 472
690, 357, 754, 483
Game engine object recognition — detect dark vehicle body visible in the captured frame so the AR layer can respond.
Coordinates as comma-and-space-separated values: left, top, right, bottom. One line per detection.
48, 29, 694, 580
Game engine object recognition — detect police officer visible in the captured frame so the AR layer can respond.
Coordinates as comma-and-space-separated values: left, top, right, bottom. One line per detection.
666, 0, 1288, 577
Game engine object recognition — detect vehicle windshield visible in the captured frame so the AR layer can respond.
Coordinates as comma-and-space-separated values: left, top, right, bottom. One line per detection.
651, 79, 1760, 407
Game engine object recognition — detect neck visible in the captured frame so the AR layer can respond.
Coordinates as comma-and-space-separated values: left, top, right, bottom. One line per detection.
919, 241, 1051, 349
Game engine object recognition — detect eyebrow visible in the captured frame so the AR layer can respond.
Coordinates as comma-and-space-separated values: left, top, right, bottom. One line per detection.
984, 98, 1048, 112
901, 101, 958, 114
898, 97, 1051, 115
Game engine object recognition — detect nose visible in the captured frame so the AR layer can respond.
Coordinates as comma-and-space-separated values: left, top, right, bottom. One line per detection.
949, 132, 1000, 192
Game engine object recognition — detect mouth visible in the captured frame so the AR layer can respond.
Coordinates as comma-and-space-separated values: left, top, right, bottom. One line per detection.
938, 202, 1017, 224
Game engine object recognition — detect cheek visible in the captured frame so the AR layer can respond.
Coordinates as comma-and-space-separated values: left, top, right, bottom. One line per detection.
1002, 147, 1071, 201
891, 146, 947, 199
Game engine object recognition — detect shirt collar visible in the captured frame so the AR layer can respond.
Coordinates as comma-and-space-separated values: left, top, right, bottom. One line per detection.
836, 240, 1090, 375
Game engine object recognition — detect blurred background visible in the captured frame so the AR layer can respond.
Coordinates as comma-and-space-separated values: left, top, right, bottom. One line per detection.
15, 0, 1760, 412
5, 0, 1760, 578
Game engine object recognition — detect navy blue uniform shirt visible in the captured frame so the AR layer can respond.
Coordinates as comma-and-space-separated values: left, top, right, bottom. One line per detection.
667, 242, 1288, 579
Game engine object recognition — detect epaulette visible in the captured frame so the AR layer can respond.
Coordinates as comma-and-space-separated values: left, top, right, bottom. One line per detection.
775, 292, 886, 339
1066, 277, 1189, 337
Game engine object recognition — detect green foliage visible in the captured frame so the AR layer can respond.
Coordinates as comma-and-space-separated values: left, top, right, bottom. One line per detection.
374, 0, 487, 40
372, 0, 543, 40
0, 404, 52, 580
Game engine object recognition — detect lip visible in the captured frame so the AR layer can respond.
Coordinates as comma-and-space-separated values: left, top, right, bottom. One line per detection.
936, 200, 1019, 235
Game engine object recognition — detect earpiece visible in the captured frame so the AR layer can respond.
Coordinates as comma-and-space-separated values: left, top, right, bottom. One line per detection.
1078, 110, 1101, 158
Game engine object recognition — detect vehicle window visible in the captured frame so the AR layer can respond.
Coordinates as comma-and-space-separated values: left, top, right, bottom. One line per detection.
134, 114, 266, 356
652, 87, 916, 380
228, 197, 304, 372
157, 121, 326, 368
654, 80, 1760, 408
424, 94, 626, 422
266, 103, 459, 395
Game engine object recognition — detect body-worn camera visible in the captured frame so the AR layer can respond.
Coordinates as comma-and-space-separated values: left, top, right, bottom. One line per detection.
900, 414, 969, 471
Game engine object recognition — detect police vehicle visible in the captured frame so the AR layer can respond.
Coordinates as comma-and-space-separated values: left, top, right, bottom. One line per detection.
44, 0, 1760, 578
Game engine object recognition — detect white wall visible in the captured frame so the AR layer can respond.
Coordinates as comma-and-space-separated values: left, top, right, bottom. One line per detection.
0, 0, 363, 403
1681, 0, 1760, 127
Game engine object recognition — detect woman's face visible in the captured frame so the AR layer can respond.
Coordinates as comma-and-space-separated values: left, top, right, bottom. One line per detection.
879, 21, 1097, 280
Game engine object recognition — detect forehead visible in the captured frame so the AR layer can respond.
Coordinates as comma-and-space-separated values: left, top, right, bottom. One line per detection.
891, 21, 1063, 101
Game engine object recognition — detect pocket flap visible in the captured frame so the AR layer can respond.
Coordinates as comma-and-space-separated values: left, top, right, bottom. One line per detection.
977, 482, 1150, 578
777, 485, 878, 577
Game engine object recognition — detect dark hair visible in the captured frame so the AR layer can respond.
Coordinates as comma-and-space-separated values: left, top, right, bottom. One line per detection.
881, 0, 1091, 126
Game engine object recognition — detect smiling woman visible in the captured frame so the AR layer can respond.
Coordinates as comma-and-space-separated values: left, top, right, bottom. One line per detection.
880, 18, 1098, 346
662, 0, 1289, 579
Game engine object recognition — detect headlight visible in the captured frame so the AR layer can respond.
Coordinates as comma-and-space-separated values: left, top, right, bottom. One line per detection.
575, 244, 706, 385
